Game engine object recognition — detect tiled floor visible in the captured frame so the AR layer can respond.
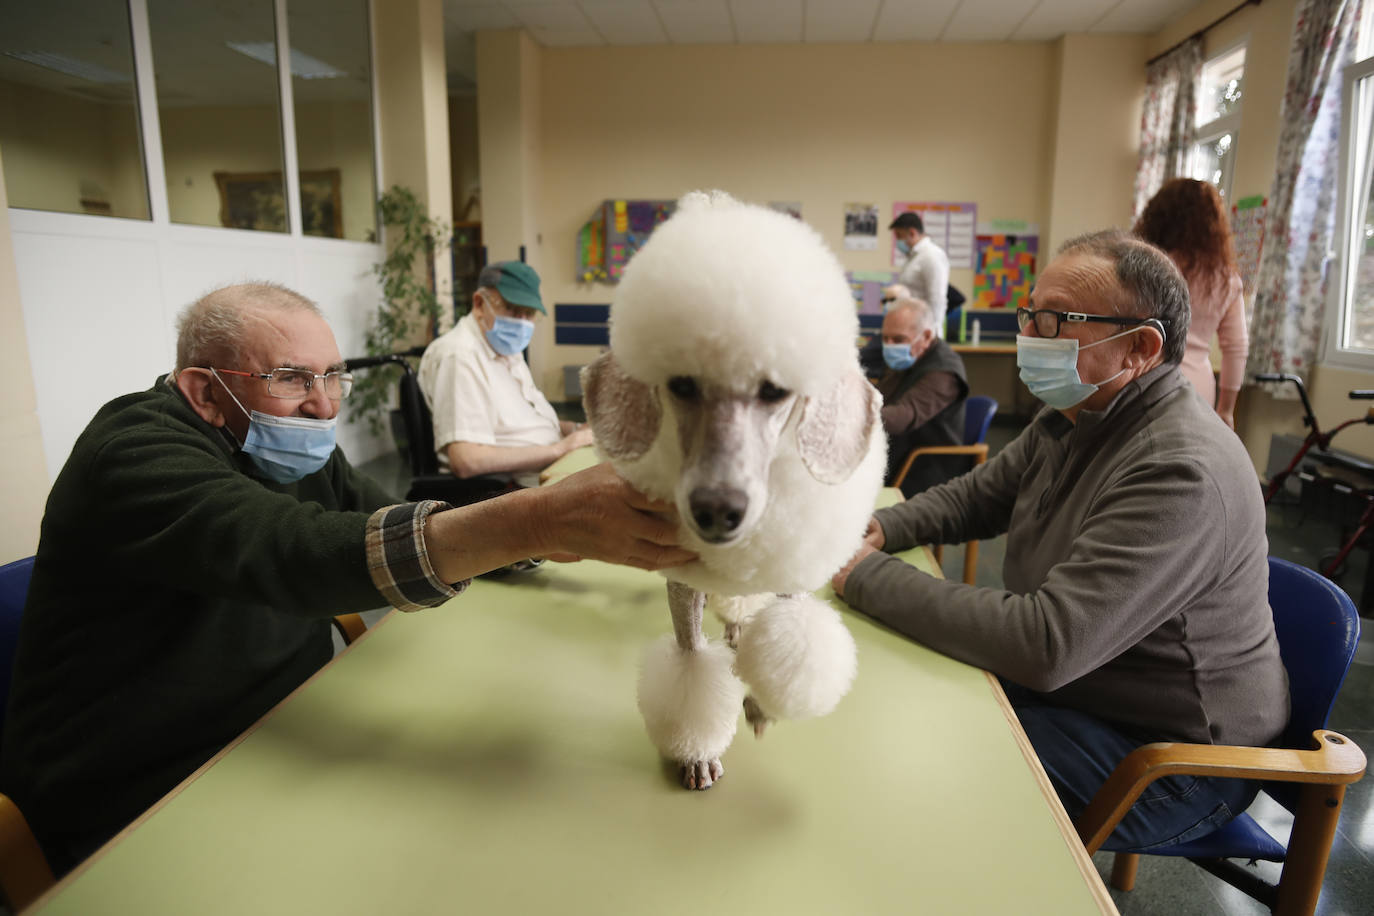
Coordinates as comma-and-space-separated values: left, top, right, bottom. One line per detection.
358, 413, 1374, 915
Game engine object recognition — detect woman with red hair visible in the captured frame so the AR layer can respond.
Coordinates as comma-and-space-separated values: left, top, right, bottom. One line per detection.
1134, 178, 1248, 428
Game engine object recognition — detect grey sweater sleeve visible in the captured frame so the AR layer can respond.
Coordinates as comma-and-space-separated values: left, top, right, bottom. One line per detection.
848, 450, 1231, 693
874, 420, 1033, 551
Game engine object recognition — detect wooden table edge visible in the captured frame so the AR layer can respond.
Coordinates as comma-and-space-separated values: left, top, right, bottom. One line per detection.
984, 670, 1118, 915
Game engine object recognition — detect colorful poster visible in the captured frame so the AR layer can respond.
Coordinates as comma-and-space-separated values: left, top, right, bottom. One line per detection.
1231, 194, 1267, 300
844, 203, 879, 250
972, 222, 1039, 310
891, 201, 977, 269
847, 269, 896, 315
576, 199, 675, 283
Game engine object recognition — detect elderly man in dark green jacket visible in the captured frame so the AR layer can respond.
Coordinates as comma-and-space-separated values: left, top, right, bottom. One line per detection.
833, 231, 1288, 852
1, 282, 692, 876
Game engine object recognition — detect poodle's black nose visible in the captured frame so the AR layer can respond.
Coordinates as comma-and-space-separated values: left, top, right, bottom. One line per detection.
688, 486, 749, 543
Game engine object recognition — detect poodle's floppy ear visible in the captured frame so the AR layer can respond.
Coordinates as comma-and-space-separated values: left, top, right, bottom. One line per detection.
580, 351, 661, 462
796, 368, 881, 485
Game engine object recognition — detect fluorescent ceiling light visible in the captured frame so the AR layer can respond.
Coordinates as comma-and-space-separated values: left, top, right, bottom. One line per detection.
226, 41, 347, 79
2, 50, 130, 84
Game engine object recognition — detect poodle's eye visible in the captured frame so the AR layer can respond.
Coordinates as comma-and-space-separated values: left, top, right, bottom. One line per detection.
667, 376, 700, 400
757, 380, 790, 403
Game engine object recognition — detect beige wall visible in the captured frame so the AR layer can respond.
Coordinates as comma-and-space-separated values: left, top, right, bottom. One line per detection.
1045, 34, 1148, 254
1153, 0, 1374, 466
530, 40, 1061, 397
374, 0, 453, 325
0, 81, 147, 220
0, 143, 50, 563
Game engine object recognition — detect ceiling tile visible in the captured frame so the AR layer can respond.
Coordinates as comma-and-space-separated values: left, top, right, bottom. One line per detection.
1092, 0, 1200, 33
581, 1, 669, 43
872, 0, 961, 41
804, 0, 881, 42
1012, 0, 1118, 40
444, 3, 522, 32
729, 0, 803, 43
654, 0, 735, 44
941, 0, 1039, 40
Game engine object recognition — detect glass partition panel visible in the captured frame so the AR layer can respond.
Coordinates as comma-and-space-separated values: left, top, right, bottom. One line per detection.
0, 0, 149, 219
287, 0, 376, 241
149, 0, 287, 232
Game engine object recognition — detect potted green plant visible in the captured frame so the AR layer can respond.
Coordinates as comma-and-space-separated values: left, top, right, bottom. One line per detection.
351, 185, 453, 438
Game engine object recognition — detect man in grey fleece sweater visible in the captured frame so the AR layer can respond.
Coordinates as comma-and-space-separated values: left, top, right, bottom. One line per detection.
832, 231, 1288, 851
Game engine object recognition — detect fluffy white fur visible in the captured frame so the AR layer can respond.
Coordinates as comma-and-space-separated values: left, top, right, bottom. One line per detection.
733, 595, 858, 720
637, 636, 745, 762
589, 190, 884, 788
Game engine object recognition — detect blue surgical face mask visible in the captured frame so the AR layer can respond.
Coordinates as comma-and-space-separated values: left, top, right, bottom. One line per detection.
213, 369, 337, 483
895, 239, 913, 257
485, 315, 535, 355
1016, 326, 1151, 410
883, 343, 917, 371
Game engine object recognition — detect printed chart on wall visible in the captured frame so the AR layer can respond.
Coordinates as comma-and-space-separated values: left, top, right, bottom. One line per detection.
576, 199, 675, 283
972, 220, 1038, 310
1231, 195, 1267, 299
891, 201, 976, 268
843, 203, 879, 250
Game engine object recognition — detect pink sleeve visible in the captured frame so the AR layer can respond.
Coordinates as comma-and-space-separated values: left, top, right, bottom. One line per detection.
1216, 273, 1249, 393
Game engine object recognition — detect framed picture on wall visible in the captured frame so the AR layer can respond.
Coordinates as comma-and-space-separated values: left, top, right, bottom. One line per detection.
214, 169, 342, 237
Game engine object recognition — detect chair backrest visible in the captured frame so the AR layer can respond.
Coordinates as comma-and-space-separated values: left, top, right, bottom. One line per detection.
1269, 557, 1361, 746
0, 557, 35, 740
343, 349, 437, 478
963, 396, 998, 446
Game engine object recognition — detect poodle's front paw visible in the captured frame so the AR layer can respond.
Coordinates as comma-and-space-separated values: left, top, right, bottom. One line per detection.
743, 695, 774, 738
680, 758, 724, 790
723, 620, 741, 649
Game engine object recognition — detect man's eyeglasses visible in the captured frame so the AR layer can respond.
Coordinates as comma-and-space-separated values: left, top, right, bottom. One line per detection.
215, 367, 353, 400
1015, 308, 1164, 339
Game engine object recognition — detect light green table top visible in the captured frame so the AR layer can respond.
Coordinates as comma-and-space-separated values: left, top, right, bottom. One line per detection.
35, 550, 1113, 914
540, 445, 600, 483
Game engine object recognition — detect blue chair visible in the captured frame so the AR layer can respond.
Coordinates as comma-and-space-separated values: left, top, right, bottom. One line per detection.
892, 396, 998, 584
1076, 558, 1367, 916
0, 556, 54, 910
0, 557, 34, 740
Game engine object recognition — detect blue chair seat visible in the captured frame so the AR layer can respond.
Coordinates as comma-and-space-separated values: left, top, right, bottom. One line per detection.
1145, 811, 1286, 862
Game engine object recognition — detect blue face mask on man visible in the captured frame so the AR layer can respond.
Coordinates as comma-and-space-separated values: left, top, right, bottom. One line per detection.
485, 314, 535, 356
213, 369, 337, 483
895, 239, 913, 258
1015, 325, 1156, 410
882, 343, 917, 371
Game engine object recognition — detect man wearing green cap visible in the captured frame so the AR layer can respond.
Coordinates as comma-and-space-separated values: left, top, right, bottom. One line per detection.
420, 261, 593, 489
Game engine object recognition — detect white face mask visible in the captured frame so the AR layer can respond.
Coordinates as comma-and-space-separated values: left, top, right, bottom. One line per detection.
1016, 325, 1154, 410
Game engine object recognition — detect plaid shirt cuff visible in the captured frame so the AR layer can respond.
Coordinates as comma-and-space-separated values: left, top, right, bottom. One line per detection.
366, 501, 469, 612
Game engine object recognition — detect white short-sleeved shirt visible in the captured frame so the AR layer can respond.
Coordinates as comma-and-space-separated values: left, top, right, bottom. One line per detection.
896, 236, 950, 336
418, 312, 560, 486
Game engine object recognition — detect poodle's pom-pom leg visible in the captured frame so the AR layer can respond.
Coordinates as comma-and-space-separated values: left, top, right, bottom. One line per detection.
734, 594, 858, 723
637, 635, 745, 790
707, 593, 773, 649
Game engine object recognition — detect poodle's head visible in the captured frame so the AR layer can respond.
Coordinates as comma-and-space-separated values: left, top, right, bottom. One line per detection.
582, 191, 886, 594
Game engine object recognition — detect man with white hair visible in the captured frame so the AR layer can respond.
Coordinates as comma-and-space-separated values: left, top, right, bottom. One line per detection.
877, 297, 968, 496
833, 231, 1287, 853
1, 282, 691, 876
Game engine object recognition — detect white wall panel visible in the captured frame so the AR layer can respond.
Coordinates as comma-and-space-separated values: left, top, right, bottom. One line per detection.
10, 209, 389, 480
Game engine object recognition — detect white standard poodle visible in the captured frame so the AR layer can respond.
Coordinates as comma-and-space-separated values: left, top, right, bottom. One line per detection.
581, 190, 887, 790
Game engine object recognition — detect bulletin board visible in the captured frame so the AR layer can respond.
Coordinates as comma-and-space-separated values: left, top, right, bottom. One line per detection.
1231, 194, 1267, 299
576, 199, 676, 283
972, 222, 1038, 310
891, 201, 977, 269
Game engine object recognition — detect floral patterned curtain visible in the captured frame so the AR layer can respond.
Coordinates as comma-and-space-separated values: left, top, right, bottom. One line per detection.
1133, 38, 1204, 219
1247, 0, 1364, 387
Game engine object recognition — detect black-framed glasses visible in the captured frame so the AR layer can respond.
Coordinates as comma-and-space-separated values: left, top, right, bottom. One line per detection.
1015, 308, 1161, 339
215, 367, 353, 400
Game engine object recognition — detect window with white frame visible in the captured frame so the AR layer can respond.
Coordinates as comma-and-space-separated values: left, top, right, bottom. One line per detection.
1327, 4, 1374, 364
1190, 42, 1246, 199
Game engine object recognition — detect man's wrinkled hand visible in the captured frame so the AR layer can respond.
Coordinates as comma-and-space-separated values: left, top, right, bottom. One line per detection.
537, 462, 696, 571
831, 540, 878, 600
